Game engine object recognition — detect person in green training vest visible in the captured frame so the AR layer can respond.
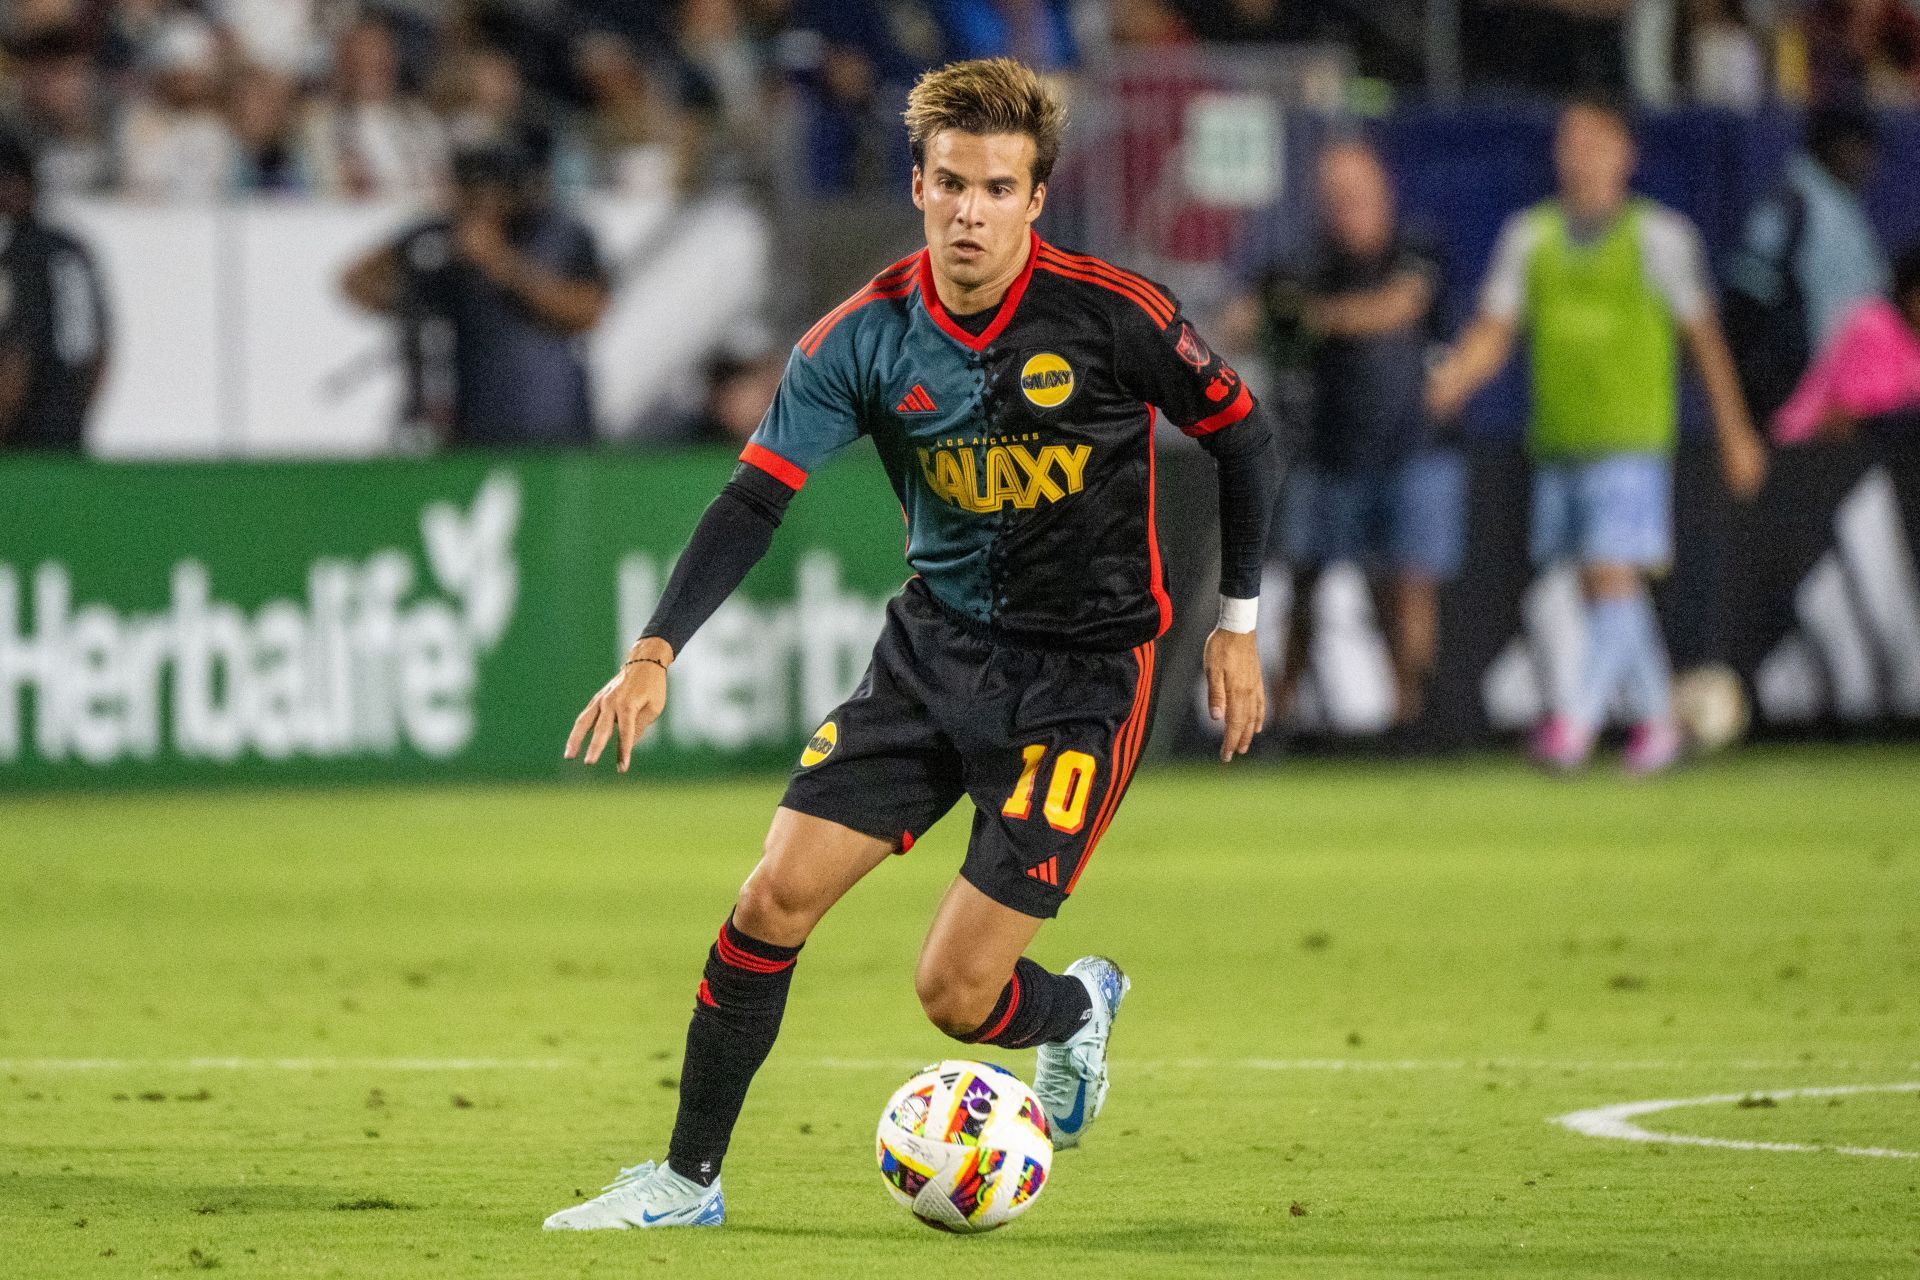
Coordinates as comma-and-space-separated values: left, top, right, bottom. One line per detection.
1428, 98, 1768, 775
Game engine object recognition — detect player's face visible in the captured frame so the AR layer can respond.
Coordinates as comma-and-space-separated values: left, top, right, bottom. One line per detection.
1555, 106, 1635, 222
913, 130, 1046, 294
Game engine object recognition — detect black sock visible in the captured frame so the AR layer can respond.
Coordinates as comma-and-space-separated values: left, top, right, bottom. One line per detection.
960, 957, 1092, 1050
665, 915, 801, 1186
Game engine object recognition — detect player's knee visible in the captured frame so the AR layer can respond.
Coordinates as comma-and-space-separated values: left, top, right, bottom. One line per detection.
914, 967, 1001, 1040
731, 872, 815, 948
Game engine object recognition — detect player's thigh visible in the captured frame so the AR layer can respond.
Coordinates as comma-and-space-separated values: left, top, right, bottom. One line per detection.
1530, 460, 1580, 566
733, 808, 898, 947
1390, 448, 1468, 580
915, 875, 1047, 1012
958, 645, 1155, 922
1571, 453, 1673, 571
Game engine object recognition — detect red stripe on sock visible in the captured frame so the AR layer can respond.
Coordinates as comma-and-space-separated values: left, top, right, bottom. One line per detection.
715, 927, 794, 974
978, 970, 1022, 1044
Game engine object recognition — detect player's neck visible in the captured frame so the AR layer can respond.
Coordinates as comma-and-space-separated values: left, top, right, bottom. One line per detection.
929, 232, 1033, 318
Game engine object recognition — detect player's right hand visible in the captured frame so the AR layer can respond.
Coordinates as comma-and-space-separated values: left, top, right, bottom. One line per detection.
564, 640, 672, 773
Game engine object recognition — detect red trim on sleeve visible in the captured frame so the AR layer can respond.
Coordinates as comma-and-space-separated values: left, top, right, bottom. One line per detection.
740, 442, 809, 490
918, 230, 1037, 352
1181, 382, 1254, 437
1144, 408, 1173, 635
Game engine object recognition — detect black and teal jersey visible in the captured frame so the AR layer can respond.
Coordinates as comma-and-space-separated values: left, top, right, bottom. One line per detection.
741, 231, 1258, 654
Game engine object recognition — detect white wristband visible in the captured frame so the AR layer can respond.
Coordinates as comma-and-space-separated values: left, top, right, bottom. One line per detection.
1216, 594, 1258, 634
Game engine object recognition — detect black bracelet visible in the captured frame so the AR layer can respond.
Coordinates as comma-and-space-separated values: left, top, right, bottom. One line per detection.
624, 656, 668, 670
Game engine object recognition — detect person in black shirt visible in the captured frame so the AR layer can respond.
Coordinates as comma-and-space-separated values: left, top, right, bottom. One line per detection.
1259, 138, 1465, 729
0, 130, 110, 452
341, 139, 611, 447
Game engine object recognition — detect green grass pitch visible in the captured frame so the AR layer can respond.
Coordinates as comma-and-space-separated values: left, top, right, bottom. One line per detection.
3, 746, 1917, 1278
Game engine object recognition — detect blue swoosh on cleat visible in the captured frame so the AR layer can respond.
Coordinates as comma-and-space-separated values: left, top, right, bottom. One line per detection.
639, 1209, 684, 1226
1055, 1079, 1088, 1134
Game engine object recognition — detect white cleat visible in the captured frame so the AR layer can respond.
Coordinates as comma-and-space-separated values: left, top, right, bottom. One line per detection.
541, 1160, 725, 1230
1033, 956, 1130, 1150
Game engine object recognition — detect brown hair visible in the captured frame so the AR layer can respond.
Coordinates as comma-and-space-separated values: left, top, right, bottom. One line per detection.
903, 58, 1066, 188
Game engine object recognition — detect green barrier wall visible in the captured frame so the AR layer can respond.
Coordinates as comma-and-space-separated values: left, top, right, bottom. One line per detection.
1, 448, 906, 789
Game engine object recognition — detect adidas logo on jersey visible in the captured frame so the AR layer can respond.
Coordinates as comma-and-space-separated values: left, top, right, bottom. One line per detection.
895, 384, 939, 414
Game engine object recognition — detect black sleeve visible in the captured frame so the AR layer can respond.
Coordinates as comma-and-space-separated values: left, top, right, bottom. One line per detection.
638, 462, 796, 654
1196, 403, 1279, 601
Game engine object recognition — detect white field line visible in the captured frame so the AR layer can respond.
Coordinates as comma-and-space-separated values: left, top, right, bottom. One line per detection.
1553, 1082, 1920, 1159
6, 1055, 1920, 1074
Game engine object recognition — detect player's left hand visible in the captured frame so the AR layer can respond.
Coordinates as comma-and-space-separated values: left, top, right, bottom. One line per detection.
1204, 628, 1266, 762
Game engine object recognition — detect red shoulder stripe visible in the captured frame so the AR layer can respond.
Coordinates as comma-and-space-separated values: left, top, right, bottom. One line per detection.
797, 255, 922, 357
1037, 248, 1174, 324
1035, 257, 1174, 328
740, 442, 808, 491
1041, 249, 1175, 325
1036, 253, 1167, 328
798, 280, 914, 357
1039, 245, 1172, 308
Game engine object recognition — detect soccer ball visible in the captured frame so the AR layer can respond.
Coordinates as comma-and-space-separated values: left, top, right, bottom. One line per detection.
875, 1059, 1054, 1233
1674, 664, 1750, 752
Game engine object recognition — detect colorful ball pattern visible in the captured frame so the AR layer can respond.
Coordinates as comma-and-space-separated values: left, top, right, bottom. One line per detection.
875, 1059, 1055, 1233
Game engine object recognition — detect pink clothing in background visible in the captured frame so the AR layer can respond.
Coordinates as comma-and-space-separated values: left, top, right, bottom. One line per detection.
1774, 300, 1920, 444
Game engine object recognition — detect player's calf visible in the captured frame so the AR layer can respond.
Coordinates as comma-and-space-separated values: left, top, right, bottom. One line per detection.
924, 956, 1094, 1049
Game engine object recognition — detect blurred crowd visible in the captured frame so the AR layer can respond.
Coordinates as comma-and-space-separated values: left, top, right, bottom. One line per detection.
2, 2, 1918, 204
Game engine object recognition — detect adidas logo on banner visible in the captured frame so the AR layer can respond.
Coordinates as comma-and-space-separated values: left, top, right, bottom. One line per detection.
1755, 467, 1920, 724
1479, 466, 1920, 731
895, 384, 939, 414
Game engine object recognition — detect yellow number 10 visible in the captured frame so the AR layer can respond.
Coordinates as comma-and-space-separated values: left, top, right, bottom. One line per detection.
1001, 745, 1099, 835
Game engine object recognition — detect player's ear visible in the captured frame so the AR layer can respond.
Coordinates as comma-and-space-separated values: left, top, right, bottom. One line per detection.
1025, 179, 1046, 225
912, 166, 925, 212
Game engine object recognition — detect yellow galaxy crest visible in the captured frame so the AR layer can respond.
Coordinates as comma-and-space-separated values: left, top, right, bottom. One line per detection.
800, 720, 838, 766
1019, 353, 1075, 409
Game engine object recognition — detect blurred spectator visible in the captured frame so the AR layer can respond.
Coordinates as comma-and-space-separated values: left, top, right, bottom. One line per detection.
299, 13, 448, 199
340, 140, 611, 447
118, 13, 237, 201
4, 25, 117, 194
228, 65, 309, 194
1724, 105, 1889, 421
1463, 0, 1631, 96
207, 0, 323, 77
779, 0, 932, 191
0, 130, 111, 451
658, 348, 785, 446
1795, 0, 1920, 106
1773, 243, 1920, 443
1107, 0, 1193, 45
573, 30, 689, 195
1254, 138, 1463, 732
1686, 0, 1768, 109
678, 0, 775, 181
935, 0, 1079, 69
435, 42, 529, 151
1428, 99, 1766, 775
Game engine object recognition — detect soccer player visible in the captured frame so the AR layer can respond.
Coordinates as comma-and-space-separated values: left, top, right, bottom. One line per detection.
548, 58, 1277, 1229
1427, 98, 1768, 775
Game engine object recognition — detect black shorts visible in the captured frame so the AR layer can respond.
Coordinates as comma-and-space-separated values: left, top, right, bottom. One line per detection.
781, 578, 1157, 919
